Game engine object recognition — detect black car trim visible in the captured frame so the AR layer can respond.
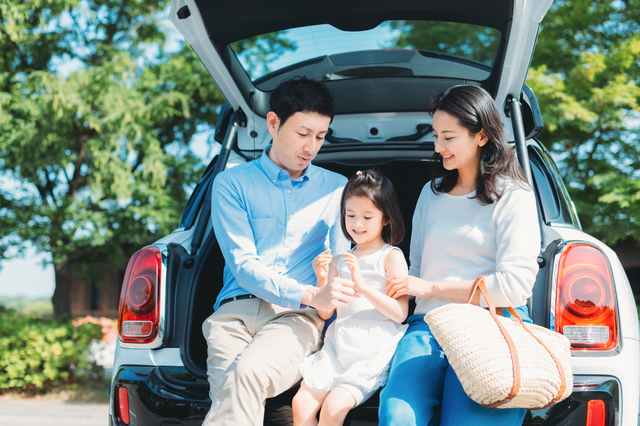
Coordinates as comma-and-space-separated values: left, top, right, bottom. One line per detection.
193, 0, 514, 46
537, 238, 564, 329
180, 157, 217, 230
189, 111, 241, 256
194, 3, 515, 118
528, 144, 580, 227
111, 365, 620, 426
521, 84, 544, 139
506, 95, 533, 185
180, 230, 225, 377
386, 124, 432, 142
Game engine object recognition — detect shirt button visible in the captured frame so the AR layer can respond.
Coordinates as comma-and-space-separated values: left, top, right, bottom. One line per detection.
287, 190, 291, 194
289, 215, 293, 220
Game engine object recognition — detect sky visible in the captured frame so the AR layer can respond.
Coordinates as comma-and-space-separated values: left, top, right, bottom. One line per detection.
0, 248, 54, 298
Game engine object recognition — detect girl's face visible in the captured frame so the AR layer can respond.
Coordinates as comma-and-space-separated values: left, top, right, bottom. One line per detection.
344, 195, 388, 247
432, 110, 488, 179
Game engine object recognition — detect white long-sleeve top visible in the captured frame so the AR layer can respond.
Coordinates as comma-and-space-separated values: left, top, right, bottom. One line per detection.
410, 179, 541, 315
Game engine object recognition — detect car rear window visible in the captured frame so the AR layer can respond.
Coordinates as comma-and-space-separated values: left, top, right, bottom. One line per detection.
230, 21, 501, 86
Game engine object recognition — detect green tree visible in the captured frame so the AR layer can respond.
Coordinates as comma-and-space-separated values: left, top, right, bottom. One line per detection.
527, 0, 640, 245
393, 4, 640, 246
0, 0, 224, 316
390, 20, 500, 66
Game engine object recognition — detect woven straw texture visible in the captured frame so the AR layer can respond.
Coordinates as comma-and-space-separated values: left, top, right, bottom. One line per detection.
425, 304, 573, 409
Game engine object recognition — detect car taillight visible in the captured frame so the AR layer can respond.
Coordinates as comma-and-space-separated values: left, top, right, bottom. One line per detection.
586, 400, 606, 426
118, 386, 131, 424
118, 246, 162, 344
555, 243, 618, 351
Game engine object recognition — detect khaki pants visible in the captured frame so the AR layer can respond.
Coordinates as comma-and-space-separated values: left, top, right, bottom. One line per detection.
202, 298, 324, 426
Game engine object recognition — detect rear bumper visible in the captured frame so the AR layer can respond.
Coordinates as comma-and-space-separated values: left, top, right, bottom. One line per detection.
109, 365, 620, 425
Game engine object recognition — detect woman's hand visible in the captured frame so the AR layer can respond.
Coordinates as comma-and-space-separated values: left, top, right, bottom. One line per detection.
342, 252, 365, 290
385, 275, 431, 299
312, 249, 332, 281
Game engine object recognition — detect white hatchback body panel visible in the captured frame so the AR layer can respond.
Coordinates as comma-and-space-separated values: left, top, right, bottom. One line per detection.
106, 2, 640, 425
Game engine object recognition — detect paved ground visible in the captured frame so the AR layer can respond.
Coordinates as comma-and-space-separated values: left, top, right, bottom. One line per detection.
0, 400, 108, 426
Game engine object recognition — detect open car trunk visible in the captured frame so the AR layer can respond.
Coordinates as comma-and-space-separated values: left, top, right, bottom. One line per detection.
166, 152, 434, 424
183, 155, 437, 377
178, 153, 438, 423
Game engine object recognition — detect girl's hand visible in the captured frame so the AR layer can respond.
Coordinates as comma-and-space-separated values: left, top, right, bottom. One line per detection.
342, 252, 364, 289
385, 275, 429, 299
312, 249, 332, 280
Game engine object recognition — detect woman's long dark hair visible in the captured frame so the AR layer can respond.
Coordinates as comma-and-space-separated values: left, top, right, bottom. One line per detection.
427, 85, 529, 205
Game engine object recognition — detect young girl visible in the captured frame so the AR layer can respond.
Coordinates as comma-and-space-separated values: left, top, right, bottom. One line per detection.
292, 169, 409, 426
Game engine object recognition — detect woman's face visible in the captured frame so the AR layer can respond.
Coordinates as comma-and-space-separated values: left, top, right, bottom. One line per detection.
432, 110, 488, 179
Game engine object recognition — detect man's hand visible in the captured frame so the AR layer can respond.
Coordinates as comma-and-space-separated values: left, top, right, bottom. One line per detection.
302, 277, 358, 311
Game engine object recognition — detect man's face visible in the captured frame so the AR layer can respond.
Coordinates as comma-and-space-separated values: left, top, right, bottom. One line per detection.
267, 111, 331, 179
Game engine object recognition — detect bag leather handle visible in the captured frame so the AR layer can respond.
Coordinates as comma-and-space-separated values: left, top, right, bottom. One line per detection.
504, 305, 568, 407
468, 276, 520, 407
467, 276, 567, 408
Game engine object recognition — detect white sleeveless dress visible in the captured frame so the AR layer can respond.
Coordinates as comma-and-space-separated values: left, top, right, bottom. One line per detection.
299, 244, 408, 405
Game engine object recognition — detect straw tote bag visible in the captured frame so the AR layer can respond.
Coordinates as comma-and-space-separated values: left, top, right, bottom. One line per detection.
424, 276, 573, 409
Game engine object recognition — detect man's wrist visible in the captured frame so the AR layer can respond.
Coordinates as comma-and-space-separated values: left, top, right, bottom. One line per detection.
316, 277, 328, 288
301, 285, 317, 307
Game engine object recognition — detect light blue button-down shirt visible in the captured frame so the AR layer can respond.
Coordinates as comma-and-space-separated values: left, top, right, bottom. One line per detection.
211, 146, 350, 310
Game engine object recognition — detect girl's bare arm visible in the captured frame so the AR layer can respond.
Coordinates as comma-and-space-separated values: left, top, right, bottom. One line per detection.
343, 250, 409, 323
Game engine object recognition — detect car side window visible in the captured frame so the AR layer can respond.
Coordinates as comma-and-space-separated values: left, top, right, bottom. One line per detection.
180, 157, 218, 229
528, 144, 580, 228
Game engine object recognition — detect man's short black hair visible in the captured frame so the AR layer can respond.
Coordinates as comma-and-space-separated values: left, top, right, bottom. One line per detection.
269, 76, 334, 128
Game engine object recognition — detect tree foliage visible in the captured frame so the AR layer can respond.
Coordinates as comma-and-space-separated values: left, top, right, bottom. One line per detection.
391, 20, 500, 66
0, 306, 104, 392
527, 0, 640, 245
2, 0, 639, 318
0, 0, 224, 315
394, 2, 640, 246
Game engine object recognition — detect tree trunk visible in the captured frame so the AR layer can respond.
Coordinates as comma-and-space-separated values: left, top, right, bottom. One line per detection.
52, 261, 73, 318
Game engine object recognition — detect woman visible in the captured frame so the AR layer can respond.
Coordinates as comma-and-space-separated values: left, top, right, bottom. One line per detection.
379, 85, 540, 426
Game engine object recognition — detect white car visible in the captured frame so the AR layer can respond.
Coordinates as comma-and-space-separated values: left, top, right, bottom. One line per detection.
109, 0, 640, 425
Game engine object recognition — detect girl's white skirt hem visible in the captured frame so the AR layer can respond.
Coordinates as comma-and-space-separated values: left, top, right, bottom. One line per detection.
299, 317, 407, 406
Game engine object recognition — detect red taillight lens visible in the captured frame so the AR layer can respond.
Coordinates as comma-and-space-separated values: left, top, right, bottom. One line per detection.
118, 247, 162, 344
586, 400, 606, 426
555, 243, 618, 351
118, 386, 131, 424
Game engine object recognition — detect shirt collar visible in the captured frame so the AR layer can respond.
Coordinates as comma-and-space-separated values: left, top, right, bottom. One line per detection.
260, 145, 314, 186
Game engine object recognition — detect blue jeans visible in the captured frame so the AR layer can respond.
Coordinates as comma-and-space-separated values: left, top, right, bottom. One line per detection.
379, 307, 531, 426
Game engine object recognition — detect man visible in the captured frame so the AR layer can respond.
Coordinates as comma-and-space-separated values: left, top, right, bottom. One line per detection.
203, 77, 356, 425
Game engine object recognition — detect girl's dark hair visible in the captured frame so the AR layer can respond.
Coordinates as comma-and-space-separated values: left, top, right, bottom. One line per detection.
340, 169, 405, 245
427, 85, 529, 205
